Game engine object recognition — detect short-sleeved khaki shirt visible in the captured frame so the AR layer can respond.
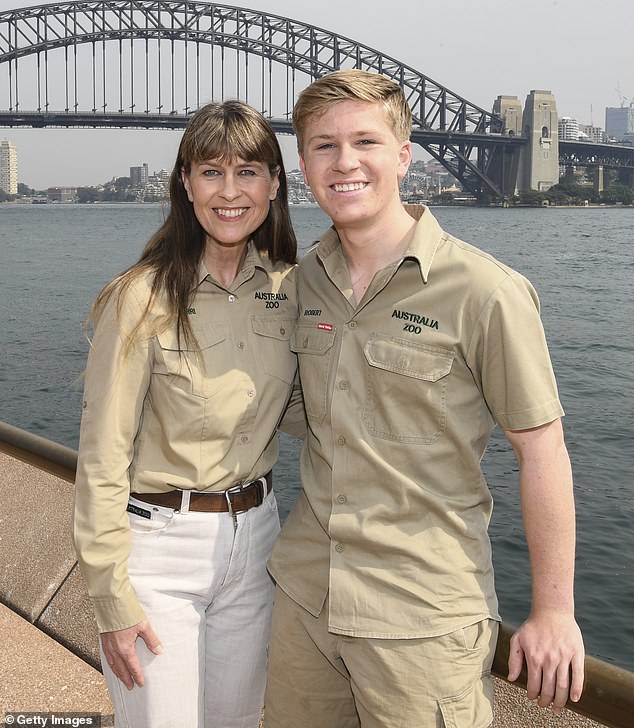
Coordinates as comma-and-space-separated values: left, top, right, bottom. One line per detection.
268, 208, 563, 638
74, 244, 302, 631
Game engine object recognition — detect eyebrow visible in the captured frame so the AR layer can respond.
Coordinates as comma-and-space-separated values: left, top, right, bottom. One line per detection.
307, 129, 382, 144
197, 159, 263, 167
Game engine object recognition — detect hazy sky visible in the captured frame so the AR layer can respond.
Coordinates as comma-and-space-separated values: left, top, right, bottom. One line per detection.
1, 0, 633, 189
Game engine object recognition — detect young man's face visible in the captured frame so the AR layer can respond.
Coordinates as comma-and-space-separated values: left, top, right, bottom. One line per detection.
299, 99, 411, 229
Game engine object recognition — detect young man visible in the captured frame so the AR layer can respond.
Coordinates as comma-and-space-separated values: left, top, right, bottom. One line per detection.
265, 70, 584, 727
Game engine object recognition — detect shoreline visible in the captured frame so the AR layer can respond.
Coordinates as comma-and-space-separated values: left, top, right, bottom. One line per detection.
3, 198, 633, 209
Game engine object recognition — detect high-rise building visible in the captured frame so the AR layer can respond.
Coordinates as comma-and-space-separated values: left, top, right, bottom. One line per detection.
558, 116, 580, 141
579, 124, 605, 144
605, 106, 634, 144
130, 162, 149, 188
0, 140, 18, 195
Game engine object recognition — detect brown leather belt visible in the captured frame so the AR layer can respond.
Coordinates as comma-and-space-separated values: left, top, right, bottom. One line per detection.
131, 472, 272, 514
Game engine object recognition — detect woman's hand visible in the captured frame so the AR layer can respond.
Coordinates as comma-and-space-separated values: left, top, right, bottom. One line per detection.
101, 620, 163, 689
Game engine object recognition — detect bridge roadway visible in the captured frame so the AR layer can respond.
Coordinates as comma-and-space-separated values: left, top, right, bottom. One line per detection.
0, 110, 524, 146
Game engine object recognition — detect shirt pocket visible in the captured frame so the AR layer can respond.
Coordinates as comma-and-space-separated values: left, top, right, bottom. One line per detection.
291, 323, 336, 424
155, 323, 227, 399
251, 316, 297, 385
362, 334, 453, 444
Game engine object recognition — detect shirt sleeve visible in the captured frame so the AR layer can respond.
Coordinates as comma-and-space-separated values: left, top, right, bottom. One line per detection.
467, 272, 564, 431
72, 283, 153, 632
277, 371, 307, 440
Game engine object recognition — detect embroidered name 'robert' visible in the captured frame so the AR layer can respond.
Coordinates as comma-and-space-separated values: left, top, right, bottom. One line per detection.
255, 291, 289, 309
392, 308, 439, 334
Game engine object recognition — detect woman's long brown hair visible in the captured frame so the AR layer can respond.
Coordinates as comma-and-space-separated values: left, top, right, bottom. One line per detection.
89, 100, 297, 353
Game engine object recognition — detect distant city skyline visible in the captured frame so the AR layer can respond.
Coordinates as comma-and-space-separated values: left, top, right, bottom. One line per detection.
1, 0, 633, 188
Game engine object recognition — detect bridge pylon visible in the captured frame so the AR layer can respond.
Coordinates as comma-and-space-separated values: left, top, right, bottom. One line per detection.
517, 90, 559, 193
487, 95, 523, 198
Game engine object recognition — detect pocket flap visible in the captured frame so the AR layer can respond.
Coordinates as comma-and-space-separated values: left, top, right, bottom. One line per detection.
437, 675, 493, 728
364, 335, 453, 381
251, 317, 294, 341
291, 324, 336, 355
157, 324, 225, 352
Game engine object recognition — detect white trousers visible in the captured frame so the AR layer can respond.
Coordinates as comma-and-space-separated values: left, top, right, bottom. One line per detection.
101, 490, 281, 728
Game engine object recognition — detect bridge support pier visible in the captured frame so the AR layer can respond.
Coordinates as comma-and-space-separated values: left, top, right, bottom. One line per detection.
593, 165, 605, 194
488, 96, 523, 199
517, 90, 559, 193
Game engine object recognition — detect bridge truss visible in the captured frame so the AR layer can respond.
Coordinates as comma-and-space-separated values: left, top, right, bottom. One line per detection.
0, 0, 526, 199
559, 140, 634, 171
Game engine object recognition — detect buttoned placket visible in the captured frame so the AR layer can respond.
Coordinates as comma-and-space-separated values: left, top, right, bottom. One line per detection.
323, 252, 406, 582
224, 270, 264, 452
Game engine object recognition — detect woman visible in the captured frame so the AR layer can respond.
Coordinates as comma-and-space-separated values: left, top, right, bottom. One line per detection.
73, 100, 304, 728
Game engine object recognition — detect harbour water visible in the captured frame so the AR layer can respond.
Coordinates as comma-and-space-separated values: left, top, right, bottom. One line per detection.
1, 202, 632, 672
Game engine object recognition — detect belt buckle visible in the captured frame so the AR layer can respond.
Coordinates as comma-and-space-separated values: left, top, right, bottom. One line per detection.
224, 481, 250, 518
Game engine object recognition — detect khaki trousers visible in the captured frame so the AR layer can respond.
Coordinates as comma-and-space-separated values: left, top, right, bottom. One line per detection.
264, 586, 497, 728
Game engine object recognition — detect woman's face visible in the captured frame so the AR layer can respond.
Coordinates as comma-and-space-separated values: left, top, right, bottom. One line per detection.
182, 156, 280, 251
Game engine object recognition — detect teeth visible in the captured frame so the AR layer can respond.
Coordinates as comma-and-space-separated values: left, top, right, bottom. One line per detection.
215, 208, 248, 217
333, 182, 366, 192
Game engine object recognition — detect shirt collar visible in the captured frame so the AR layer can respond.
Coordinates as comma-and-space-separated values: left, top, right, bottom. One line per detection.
400, 207, 445, 283
195, 240, 271, 288
316, 207, 445, 284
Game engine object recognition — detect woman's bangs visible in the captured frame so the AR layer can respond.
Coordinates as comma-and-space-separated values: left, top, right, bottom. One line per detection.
190, 116, 275, 167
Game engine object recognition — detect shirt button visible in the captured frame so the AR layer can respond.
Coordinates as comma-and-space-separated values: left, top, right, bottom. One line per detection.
238, 341, 245, 349
337, 436, 346, 446
335, 543, 344, 553
336, 494, 347, 504
339, 380, 349, 390
240, 435, 249, 444
247, 389, 256, 398
280, 327, 286, 336
348, 321, 357, 329
228, 294, 236, 303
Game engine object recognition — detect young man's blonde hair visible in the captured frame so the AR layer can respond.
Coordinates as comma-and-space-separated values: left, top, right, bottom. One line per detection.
292, 69, 412, 152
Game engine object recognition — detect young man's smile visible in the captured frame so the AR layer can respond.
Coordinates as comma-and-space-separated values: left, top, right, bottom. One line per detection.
331, 181, 368, 193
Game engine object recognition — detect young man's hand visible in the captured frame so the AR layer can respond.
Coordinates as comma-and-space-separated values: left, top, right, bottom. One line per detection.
508, 611, 584, 711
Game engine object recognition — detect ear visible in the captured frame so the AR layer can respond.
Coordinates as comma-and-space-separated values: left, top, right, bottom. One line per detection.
397, 140, 412, 182
270, 165, 281, 200
299, 155, 309, 186
181, 168, 194, 202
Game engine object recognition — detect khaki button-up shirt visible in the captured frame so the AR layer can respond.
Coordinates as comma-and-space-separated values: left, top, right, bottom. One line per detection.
269, 208, 563, 638
74, 244, 303, 631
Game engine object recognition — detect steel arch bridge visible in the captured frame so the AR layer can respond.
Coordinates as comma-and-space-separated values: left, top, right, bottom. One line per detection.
0, 1, 530, 199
